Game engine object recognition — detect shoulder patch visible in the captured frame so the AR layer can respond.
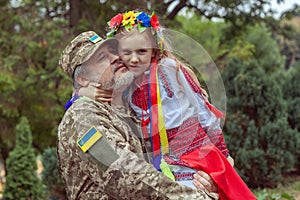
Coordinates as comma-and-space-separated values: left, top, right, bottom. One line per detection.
89, 35, 102, 44
77, 126, 102, 152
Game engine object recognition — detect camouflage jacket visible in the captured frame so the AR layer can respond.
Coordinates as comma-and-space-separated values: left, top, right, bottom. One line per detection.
57, 97, 213, 199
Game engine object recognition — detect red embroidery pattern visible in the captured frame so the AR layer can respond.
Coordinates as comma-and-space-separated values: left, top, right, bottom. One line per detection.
166, 117, 210, 157
208, 129, 229, 157
163, 155, 191, 168
173, 173, 194, 181
180, 65, 202, 95
158, 69, 173, 97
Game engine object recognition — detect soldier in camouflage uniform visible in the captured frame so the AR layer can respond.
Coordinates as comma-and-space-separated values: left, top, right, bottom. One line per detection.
57, 31, 216, 199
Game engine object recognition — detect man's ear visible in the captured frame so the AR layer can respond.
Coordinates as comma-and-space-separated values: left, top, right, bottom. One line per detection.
75, 75, 90, 87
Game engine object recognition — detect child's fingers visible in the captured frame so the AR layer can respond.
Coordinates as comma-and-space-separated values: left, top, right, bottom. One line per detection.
97, 97, 112, 103
95, 94, 112, 100
95, 91, 110, 97
87, 82, 112, 102
95, 90, 112, 98
89, 82, 101, 88
95, 94, 112, 99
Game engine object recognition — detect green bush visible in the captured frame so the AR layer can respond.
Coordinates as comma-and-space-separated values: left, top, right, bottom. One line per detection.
283, 63, 300, 174
284, 63, 300, 131
255, 189, 295, 200
3, 116, 46, 200
223, 59, 300, 188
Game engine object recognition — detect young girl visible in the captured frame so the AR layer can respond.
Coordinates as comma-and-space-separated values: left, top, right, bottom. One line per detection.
79, 10, 256, 200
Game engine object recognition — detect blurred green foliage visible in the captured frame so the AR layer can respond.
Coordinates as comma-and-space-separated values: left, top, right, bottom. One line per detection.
221, 24, 300, 188
0, 0, 299, 196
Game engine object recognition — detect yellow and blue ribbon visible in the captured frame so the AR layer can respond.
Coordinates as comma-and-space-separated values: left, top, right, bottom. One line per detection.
148, 57, 174, 180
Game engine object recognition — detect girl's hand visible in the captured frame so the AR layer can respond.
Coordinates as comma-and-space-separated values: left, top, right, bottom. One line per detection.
227, 155, 234, 166
78, 82, 113, 103
193, 171, 218, 194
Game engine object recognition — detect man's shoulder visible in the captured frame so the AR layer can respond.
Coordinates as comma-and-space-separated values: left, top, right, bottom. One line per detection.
58, 98, 108, 136
58, 97, 132, 137
72, 97, 106, 110
66, 97, 112, 117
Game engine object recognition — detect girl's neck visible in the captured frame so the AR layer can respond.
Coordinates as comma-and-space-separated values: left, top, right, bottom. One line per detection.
134, 73, 149, 88
134, 75, 144, 87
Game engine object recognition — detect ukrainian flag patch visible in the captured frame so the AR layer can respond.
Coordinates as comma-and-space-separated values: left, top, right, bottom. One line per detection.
77, 126, 102, 152
89, 35, 102, 44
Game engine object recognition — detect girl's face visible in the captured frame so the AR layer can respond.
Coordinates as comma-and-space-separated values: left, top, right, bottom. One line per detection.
118, 29, 155, 78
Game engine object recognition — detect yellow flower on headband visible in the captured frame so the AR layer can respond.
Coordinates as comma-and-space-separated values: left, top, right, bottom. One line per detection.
122, 11, 136, 27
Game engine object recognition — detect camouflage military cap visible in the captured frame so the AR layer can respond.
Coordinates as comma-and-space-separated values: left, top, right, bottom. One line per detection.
58, 31, 117, 78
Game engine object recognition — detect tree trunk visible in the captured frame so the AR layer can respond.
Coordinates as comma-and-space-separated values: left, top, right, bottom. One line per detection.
69, 0, 80, 29
166, 0, 187, 20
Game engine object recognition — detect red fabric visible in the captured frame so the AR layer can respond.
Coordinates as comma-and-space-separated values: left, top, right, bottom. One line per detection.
180, 144, 257, 200
205, 101, 224, 119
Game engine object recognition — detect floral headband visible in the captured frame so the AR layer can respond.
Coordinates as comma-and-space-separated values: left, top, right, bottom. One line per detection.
106, 11, 164, 51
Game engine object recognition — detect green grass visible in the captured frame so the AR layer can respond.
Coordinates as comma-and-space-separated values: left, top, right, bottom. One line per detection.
253, 176, 300, 200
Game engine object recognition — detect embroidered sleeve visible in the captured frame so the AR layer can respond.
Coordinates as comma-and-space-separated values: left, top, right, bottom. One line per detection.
180, 65, 230, 157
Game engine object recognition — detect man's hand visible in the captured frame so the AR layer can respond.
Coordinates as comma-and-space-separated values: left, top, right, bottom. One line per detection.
193, 170, 218, 193
193, 170, 219, 199
227, 155, 234, 166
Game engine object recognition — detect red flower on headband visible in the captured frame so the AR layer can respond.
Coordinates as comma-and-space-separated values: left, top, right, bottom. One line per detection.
109, 13, 123, 29
150, 14, 160, 30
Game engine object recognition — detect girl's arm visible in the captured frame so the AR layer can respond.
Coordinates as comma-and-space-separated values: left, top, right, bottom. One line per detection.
181, 65, 235, 166
181, 65, 209, 97
78, 82, 127, 107
78, 82, 112, 103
